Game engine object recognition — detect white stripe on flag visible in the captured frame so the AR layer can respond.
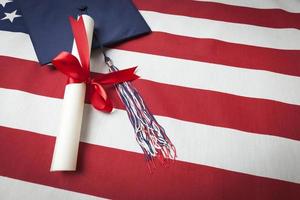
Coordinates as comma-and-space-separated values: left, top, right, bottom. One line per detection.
0, 176, 105, 200
0, 88, 299, 184
99, 49, 300, 106
0, 31, 37, 61
140, 10, 300, 50
195, 0, 300, 13
1, 31, 300, 106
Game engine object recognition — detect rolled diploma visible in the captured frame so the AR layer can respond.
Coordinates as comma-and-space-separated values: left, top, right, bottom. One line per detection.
51, 15, 94, 171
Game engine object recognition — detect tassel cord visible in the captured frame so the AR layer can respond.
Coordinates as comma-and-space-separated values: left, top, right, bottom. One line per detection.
104, 55, 176, 162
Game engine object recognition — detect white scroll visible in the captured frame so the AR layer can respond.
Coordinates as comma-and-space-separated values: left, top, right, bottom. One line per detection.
51, 15, 94, 171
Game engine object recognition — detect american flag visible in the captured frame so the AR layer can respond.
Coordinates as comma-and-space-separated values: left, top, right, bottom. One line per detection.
0, 0, 300, 199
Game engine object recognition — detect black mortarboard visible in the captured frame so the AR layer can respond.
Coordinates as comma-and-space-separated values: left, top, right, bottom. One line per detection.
16, 0, 151, 64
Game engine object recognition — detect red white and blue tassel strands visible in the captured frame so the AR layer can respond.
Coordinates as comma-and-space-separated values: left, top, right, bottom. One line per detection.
104, 55, 176, 170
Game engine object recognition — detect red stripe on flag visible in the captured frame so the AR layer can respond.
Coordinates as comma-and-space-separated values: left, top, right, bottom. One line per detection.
0, 126, 299, 200
1, 56, 300, 140
113, 80, 300, 141
134, 0, 300, 29
114, 32, 300, 77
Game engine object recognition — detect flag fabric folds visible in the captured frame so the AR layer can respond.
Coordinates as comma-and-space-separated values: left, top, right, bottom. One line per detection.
0, 0, 300, 199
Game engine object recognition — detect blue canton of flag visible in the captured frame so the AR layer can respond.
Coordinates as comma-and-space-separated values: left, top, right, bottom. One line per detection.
0, 0, 26, 33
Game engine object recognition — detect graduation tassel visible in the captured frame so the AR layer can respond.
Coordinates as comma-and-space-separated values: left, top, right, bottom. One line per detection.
104, 55, 176, 168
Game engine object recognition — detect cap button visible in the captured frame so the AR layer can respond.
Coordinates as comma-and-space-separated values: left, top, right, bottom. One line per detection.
78, 5, 88, 14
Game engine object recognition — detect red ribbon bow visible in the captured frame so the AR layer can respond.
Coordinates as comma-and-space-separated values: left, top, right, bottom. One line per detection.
52, 16, 139, 112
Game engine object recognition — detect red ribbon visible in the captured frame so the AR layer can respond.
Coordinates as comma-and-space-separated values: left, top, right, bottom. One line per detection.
52, 16, 139, 112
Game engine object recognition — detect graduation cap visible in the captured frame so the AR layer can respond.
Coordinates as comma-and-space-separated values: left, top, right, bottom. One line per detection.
16, 0, 151, 64
16, 0, 176, 166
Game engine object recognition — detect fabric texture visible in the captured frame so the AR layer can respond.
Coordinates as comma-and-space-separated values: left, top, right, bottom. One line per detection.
0, 0, 300, 199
